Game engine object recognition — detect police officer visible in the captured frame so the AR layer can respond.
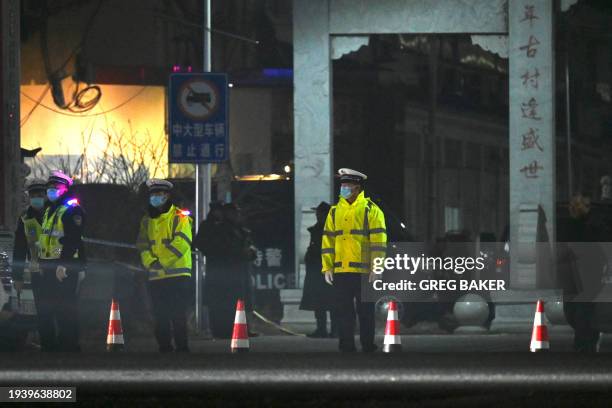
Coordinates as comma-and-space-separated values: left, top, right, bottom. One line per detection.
137, 179, 193, 352
7, 179, 47, 350
12, 179, 47, 295
38, 171, 86, 352
322, 168, 387, 352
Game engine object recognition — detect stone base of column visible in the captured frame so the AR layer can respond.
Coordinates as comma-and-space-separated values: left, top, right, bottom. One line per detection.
452, 293, 490, 334
544, 299, 574, 335
489, 290, 572, 333
280, 289, 317, 332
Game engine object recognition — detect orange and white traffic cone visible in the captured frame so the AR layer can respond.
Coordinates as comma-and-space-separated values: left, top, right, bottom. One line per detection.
106, 299, 124, 352
383, 300, 402, 353
231, 299, 249, 353
530, 299, 549, 352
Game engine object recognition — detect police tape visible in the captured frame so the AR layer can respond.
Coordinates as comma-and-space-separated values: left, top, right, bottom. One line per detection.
109, 260, 307, 337
82, 237, 137, 249
83, 237, 198, 255
252, 310, 306, 337
84, 237, 308, 337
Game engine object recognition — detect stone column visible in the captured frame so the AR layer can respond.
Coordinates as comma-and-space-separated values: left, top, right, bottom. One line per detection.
0, 0, 21, 233
491, 0, 559, 332
282, 0, 333, 330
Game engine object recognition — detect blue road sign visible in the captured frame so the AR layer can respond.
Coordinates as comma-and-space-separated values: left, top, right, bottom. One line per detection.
168, 73, 229, 163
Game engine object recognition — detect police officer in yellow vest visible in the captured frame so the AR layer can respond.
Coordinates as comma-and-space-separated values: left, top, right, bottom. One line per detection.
137, 179, 193, 352
12, 179, 47, 294
38, 171, 86, 352
322, 168, 387, 352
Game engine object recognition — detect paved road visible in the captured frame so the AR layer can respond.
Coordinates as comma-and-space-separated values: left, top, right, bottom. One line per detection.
5, 335, 612, 407
3, 351, 612, 401
78, 331, 591, 353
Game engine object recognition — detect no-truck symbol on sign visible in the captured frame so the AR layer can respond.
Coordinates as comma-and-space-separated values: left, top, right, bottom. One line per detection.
168, 73, 229, 163
178, 79, 220, 120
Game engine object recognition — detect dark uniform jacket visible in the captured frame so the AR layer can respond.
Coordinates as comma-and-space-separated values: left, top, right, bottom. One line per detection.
196, 220, 254, 305
557, 214, 605, 301
43, 195, 87, 270
300, 222, 334, 311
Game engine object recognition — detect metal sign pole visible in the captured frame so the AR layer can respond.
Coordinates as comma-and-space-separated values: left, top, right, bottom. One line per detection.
194, 0, 213, 334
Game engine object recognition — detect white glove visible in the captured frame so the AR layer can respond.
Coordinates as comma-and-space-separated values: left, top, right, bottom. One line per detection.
56, 265, 68, 282
75, 270, 86, 295
368, 271, 377, 283
324, 270, 334, 285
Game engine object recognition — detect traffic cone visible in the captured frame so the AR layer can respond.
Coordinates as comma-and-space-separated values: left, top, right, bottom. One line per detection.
106, 299, 124, 351
231, 299, 249, 353
530, 300, 549, 352
383, 300, 402, 353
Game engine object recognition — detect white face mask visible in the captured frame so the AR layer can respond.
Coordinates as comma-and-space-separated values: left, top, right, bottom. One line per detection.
30, 197, 45, 210
47, 185, 67, 202
47, 188, 60, 202
150, 195, 167, 208
340, 185, 353, 199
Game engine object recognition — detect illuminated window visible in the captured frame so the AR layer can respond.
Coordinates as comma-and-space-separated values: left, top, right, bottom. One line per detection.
444, 206, 461, 232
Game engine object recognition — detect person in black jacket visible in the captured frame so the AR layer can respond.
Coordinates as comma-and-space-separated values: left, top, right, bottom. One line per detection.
196, 203, 255, 338
37, 171, 86, 352
300, 202, 337, 338
195, 201, 226, 335
559, 194, 605, 352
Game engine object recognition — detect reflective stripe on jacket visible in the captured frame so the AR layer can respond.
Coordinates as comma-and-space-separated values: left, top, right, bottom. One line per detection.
39, 205, 79, 260
321, 191, 387, 274
21, 214, 42, 271
137, 205, 193, 281
21, 215, 42, 248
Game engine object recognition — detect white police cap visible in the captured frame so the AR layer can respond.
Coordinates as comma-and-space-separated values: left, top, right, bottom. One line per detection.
337, 168, 367, 184
48, 170, 73, 187
146, 178, 174, 192
25, 178, 47, 192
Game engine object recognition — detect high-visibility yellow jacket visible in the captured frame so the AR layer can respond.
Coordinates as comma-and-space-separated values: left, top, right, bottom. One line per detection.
39, 203, 81, 261
321, 191, 387, 274
21, 213, 42, 273
137, 205, 193, 281
22, 214, 42, 249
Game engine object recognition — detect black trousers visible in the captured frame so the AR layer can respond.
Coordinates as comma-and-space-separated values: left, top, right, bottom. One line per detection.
333, 273, 375, 352
0, 314, 35, 351
207, 285, 246, 339
314, 309, 338, 335
564, 302, 601, 352
204, 269, 248, 339
33, 265, 80, 352
148, 276, 191, 352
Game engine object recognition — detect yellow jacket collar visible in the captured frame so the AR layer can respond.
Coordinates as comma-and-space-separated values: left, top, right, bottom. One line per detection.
156, 204, 177, 220
338, 191, 366, 207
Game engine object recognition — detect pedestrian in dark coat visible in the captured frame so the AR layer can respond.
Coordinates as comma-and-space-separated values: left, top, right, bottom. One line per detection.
300, 202, 337, 338
558, 194, 605, 352
195, 202, 226, 307
195, 203, 255, 338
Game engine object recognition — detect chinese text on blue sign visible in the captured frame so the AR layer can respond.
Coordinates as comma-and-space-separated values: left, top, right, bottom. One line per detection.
168, 73, 229, 163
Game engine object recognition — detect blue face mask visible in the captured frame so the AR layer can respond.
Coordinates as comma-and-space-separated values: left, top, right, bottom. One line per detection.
30, 197, 45, 210
340, 186, 353, 199
150, 195, 167, 208
47, 188, 61, 202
